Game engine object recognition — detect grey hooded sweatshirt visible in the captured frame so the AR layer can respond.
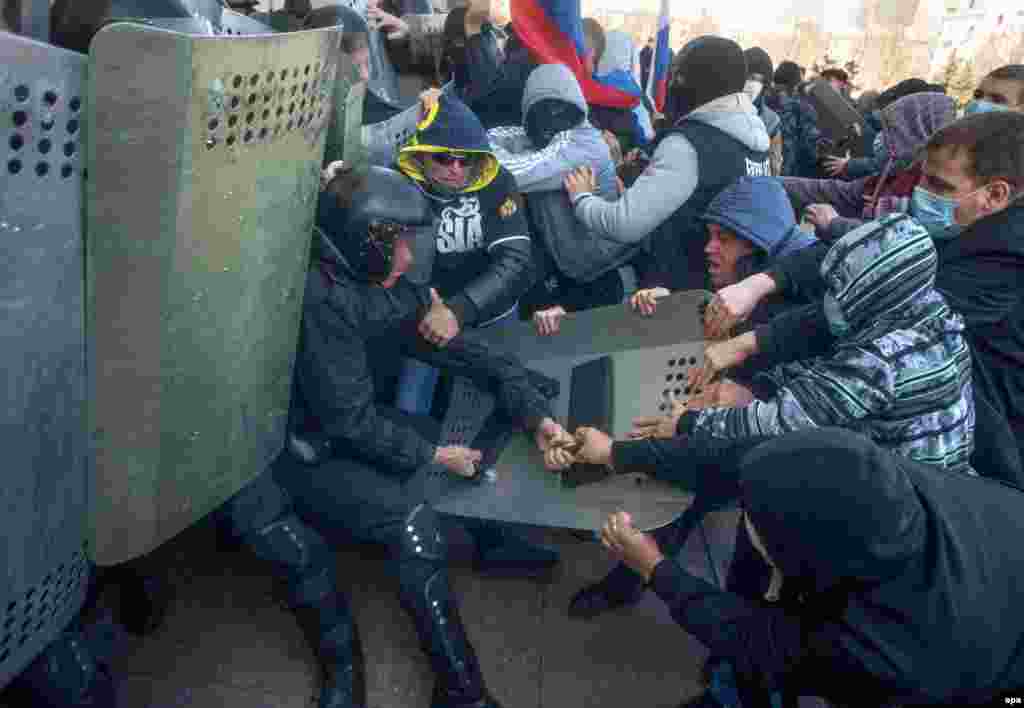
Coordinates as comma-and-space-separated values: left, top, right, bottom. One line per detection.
487, 64, 639, 282
487, 63, 618, 197
572, 92, 771, 244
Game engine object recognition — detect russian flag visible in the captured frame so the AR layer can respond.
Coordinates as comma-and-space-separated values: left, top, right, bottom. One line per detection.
647, 0, 671, 113
511, 0, 639, 108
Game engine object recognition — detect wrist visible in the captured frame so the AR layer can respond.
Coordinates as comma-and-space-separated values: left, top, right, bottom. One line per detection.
738, 330, 759, 356
642, 554, 666, 583
750, 272, 778, 299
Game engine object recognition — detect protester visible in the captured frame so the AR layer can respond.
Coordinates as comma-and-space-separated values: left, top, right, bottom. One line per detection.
593, 30, 656, 153
629, 176, 817, 323
826, 79, 946, 180
393, 92, 537, 415
789, 92, 956, 241
767, 60, 824, 178
966, 64, 1024, 114
564, 36, 771, 293
595, 429, 1024, 707
441, 4, 535, 129
742, 47, 783, 176
485, 64, 644, 335
701, 111, 1024, 486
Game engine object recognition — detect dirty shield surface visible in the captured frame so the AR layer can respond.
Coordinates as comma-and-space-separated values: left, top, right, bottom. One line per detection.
435, 291, 710, 532
86, 23, 342, 566
0, 31, 91, 689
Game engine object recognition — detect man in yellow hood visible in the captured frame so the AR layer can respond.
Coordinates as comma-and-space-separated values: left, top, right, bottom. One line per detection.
394, 92, 538, 414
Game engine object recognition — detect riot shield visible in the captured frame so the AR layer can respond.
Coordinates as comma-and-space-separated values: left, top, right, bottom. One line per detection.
86, 22, 342, 566
362, 79, 454, 167
807, 80, 867, 157
434, 291, 708, 532
0, 31, 91, 689
324, 34, 369, 168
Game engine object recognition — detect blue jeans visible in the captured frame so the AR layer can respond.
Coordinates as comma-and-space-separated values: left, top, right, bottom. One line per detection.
395, 304, 519, 416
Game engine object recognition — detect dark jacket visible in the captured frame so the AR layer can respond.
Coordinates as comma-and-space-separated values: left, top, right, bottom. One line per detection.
765, 88, 823, 178
291, 254, 555, 473
647, 429, 1024, 707
755, 204, 1024, 484
397, 94, 537, 326
455, 25, 536, 129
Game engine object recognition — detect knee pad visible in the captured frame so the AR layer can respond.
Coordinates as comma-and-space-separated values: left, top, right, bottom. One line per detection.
397, 503, 446, 563
394, 504, 448, 604
242, 513, 335, 607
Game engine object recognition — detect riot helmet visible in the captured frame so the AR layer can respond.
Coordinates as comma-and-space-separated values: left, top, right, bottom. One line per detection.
317, 166, 436, 286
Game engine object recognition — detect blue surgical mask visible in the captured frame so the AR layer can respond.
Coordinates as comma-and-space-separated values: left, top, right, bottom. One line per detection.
911, 186, 960, 238
823, 292, 850, 338
964, 99, 1010, 116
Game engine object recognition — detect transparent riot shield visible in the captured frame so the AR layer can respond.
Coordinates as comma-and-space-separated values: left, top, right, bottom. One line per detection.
0, 31, 91, 689
324, 29, 369, 168
433, 291, 709, 532
86, 22, 343, 566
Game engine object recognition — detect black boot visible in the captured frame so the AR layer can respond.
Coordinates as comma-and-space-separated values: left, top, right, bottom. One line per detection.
396, 505, 503, 708
242, 513, 366, 708
463, 518, 559, 580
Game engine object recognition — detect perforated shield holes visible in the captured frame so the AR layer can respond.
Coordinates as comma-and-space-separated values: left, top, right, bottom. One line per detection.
436, 378, 497, 477
0, 551, 89, 675
6, 83, 83, 179
205, 63, 336, 151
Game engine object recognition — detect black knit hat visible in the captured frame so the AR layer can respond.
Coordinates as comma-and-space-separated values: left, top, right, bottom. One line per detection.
774, 60, 802, 89
672, 36, 747, 114
744, 47, 773, 82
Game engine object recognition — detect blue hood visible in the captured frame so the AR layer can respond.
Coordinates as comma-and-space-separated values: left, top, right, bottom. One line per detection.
703, 176, 818, 258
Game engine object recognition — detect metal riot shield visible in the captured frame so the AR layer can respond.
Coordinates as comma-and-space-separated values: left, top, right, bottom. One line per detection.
433, 291, 708, 532
362, 80, 454, 167
0, 31, 91, 689
86, 22, 343, 566
807, 80, 868, 157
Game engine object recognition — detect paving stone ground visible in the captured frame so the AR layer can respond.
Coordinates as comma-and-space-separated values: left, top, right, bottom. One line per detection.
2, 511, 745, 708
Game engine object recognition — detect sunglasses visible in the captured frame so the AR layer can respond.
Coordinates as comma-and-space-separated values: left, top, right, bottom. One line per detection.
429, 152, 476, 167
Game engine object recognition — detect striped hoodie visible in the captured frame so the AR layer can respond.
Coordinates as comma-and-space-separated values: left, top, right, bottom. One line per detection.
694, 214, 975, 474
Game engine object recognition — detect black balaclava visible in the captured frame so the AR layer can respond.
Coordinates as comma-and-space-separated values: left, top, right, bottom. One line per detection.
671, 36, 747, 119
524, 99, 585, 148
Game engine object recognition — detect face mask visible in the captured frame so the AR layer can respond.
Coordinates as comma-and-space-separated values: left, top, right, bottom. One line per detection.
743, 79, 763, 102
964, 99, 1009, 116
823, 291, 850, 338
911, 186, 957, 236
525, 99, 583, 148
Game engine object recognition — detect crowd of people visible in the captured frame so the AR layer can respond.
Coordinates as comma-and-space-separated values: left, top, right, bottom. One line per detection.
293, 6, 1024, 705
8, 2, 1024, 707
